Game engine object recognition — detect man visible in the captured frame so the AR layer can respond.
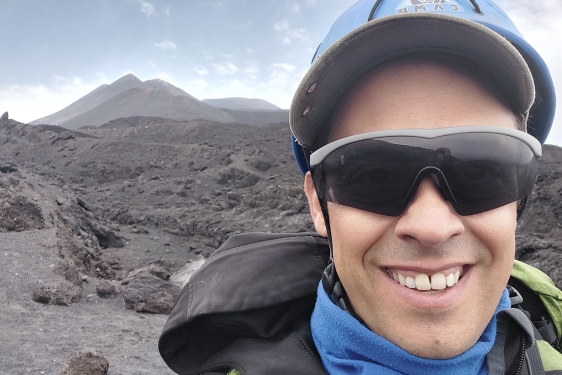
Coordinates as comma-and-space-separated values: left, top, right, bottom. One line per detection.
159, 0, 560, 373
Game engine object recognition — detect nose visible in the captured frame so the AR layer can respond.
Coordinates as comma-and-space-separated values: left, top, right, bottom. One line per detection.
394, 177, 465, 247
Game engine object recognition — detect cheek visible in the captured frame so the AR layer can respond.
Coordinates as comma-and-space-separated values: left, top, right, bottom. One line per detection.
328, 203, 394, 271
464, 203, 517, 273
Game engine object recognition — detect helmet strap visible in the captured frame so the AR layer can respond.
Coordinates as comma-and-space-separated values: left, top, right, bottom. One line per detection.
317, 195, 365, 324
517, 197, 528, 221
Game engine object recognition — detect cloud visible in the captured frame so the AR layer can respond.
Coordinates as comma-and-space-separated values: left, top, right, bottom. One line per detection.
274, 20, 290, 32
193, 66, 209, 76
273, 20, 309, 44
203, 50, 214, 61
146, 60, 157, 69
134, 0, 155, 17
213, 62, 239, 76
244, 65, 258, 75
154, 40, 177, 51
244, 65, 259, 82
289, 2, 301, 12
206, 79, 258, 100
236, 20, 254, 30
206, 1, 226, 8
182, 79, 209, 98
163, 6, 171, 16
268, 63, 297, 85
0, 76, 107, 124
154, 71, 176, 83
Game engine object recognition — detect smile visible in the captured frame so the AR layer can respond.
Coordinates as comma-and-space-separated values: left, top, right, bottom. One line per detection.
385, 266, 465, 292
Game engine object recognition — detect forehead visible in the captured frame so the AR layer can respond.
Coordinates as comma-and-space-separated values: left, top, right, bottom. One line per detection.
328, 55, 516, 142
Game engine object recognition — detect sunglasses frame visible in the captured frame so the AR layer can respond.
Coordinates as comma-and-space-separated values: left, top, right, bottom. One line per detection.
309, 126, 542, 216
310, 126, 542, 167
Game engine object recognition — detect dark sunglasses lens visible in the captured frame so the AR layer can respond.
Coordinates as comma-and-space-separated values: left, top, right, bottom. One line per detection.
441, 134, 538, 215
317, 140, 431, 215
314, 133, 538, 216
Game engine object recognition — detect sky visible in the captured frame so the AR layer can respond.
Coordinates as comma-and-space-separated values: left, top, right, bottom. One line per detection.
0, 0, 560, 146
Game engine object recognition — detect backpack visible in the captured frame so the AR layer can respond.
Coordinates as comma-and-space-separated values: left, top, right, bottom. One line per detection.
509, 260, 562, 370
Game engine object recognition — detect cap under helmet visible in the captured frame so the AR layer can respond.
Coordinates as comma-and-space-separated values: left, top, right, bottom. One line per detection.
290, 0, 556, 174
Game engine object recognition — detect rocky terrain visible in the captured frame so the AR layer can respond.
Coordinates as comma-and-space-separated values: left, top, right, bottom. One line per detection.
0, 112, 561, 374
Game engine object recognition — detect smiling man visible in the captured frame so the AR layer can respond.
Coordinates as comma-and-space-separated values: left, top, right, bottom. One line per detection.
305, 55, 522, 361
160, 1, 560, 374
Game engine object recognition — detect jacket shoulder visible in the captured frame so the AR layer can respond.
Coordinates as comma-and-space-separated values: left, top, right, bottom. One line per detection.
159, 232, 329, 375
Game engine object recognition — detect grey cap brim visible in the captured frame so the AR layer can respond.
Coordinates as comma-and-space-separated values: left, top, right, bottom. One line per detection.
290, 13, 535, 150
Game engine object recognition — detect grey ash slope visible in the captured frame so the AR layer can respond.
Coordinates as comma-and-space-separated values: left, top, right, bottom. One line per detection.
202, 97, 282, 111
56, 87, 236, 128
31, 74, 150, 125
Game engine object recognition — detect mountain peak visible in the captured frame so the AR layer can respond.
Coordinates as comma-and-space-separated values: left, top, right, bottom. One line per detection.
113, 74, 142, 84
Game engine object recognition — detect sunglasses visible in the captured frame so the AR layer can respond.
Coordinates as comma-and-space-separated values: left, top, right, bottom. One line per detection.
310, 126, 542, 216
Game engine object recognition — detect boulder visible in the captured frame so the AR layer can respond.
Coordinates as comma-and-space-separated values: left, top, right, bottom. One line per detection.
61, 352, 109, 375
32, 282, 82, 306
96, 280, 122, 299
122, 264, 171, 284
123, 273, 181, 314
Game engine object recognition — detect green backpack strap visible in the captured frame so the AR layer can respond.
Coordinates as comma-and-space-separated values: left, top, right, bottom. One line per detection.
511, 260, 562, 352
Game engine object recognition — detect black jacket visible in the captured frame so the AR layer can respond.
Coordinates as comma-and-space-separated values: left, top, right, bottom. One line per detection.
159, 232, 329, 375
159, 232, 549, 375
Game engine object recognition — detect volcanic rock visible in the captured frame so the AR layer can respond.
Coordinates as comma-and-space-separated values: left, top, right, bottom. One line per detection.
96, 280, 122, 298
32, 282, 82, 306
61, 352, 109, 375
0, 165, 17, 173
123, 272, 181, 314
122, 264, 171, 283
0, 195, 44, 232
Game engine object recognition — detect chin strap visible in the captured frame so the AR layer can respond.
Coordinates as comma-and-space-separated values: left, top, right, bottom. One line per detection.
317, 195, 365, 323
517, 197, 528, 221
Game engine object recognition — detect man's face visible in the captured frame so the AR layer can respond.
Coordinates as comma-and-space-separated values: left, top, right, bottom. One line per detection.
305, 57, 518, 359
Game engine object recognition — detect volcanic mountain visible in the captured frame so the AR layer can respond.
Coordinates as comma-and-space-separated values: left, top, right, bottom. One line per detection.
202, 97, 281, 111
31, 75, 288, 129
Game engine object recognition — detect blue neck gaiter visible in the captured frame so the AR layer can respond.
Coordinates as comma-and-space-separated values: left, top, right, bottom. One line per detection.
311, 283, 511, 375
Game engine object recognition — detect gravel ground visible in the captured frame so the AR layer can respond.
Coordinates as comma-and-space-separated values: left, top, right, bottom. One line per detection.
0, 229, 175, 375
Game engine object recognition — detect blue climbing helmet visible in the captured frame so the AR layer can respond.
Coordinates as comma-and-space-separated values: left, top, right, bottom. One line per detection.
290, 0, 556, 174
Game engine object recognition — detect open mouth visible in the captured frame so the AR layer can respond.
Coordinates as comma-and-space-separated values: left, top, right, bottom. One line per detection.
385, 266, 465, 292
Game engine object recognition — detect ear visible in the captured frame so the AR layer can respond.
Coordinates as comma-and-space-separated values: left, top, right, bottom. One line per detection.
304, 172, 328, 237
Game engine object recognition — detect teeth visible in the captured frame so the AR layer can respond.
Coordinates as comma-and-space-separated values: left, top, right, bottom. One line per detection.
406, 276, 416, 289
430, 273, 447, 290
415, 274, 431, 291
446, 273, 455, 287
390, 268, 463, 291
